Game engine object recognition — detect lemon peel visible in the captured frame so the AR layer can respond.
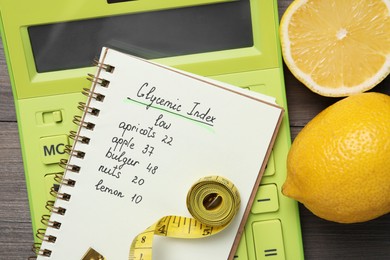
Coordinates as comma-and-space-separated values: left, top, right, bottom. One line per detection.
283, 92, 390, 223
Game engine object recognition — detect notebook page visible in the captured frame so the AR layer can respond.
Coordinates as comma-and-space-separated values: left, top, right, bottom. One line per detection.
38, 47, 283, 260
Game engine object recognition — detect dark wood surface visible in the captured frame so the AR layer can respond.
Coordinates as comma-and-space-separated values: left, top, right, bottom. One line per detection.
0, 1, 389, 259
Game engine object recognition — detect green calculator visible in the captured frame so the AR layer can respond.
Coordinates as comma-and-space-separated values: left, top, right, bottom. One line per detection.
0, 0, 304, 258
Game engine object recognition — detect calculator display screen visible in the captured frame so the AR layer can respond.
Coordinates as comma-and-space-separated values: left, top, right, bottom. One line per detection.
28, 1, 253, 73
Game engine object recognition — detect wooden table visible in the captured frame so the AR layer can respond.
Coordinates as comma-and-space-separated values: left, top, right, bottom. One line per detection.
0, 1, 389, 259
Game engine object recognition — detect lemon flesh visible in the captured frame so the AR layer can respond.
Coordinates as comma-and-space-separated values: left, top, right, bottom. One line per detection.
280, 0, 390, 97
283, 92, 390, 223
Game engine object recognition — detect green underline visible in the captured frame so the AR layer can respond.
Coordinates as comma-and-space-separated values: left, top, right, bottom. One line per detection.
124, 97, 215, 130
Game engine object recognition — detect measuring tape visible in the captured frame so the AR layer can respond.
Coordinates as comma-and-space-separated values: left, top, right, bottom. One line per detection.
81, 176, 240, 260
129, 175, 241, 260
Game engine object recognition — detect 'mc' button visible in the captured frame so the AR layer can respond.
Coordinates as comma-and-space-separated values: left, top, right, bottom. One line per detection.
39, 135, 69, 165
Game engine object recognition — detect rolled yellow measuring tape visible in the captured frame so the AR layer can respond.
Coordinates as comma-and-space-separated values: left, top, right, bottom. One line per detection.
129, 175, 241, 260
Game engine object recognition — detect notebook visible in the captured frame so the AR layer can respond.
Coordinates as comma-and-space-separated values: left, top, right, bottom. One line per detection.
35, 47, 283, 260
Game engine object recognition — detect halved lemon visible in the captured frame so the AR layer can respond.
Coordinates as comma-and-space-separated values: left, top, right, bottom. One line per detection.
280, 0, 390, 97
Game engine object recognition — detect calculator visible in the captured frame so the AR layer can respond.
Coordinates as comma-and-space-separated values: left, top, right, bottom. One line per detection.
0, 0, 304, 258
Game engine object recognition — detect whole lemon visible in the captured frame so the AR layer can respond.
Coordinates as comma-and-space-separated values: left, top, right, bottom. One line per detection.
283, 92, 390, 223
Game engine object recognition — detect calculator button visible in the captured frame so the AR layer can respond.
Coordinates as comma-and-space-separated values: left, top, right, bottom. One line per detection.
263, 152, 275, 177
251, 184, 279, 214
39, 135, 69, 165
235, 232, 249, 259
42, 110, 63, 124
252, 220, 286, 259
44, 173, 58, 200
52, 110, 63, 123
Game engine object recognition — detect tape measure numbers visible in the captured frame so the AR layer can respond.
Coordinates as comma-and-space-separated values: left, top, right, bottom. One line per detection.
129, 176, 241, 260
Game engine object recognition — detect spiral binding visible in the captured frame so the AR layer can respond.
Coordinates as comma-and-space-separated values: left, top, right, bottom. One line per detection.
59, 158, 81, 173
41, 214, 61, 229
93, 58, 115, 73
73, 115, 96, 130
49, 186, 71, 201
87, 73, 110, 87
64, 144, 86, 159
82, 87, 106, 102
69, 130, 90, 144
31, 59, 114, 258
78, 102, 100, 116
